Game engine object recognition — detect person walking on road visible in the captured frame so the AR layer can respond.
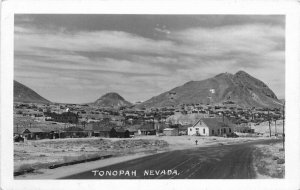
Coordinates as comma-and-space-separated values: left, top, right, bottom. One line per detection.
195, 140, 198, 145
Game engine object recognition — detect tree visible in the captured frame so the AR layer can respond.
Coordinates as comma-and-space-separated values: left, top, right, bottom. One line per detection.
109, 128, 117, 138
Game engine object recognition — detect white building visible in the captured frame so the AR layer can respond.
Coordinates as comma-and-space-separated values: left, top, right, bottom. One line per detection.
188, 117, 234, 136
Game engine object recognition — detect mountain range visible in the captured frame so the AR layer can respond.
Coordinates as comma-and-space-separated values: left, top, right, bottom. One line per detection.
14, 71, 283, 108
136, 71, 282, 108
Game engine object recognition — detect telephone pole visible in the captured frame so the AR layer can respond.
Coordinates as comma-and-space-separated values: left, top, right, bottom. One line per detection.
274, 119, 277, 136
283, 102, 285, 150
268, 108, 271, 137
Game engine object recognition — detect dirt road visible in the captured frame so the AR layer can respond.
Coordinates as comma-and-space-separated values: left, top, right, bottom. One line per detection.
62, 139, 281, 179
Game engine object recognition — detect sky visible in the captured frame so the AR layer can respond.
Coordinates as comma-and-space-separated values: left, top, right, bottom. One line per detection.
14, 15, 285, 104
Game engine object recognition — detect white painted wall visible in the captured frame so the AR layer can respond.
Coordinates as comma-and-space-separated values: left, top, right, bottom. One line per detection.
188, 119, 232, 136
188, 126, 210, 136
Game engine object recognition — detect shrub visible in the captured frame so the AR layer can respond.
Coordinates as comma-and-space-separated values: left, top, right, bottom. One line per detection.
77, 155, 87, 161
86, 153, 99, 159
63, 156, 75, 162
17, 164, 34, 171
277, 159, 285, 164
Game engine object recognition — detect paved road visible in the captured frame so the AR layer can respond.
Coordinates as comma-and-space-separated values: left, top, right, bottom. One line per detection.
62, 139, 280, 179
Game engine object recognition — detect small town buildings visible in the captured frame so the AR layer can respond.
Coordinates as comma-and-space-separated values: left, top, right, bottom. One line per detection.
108, 127, 130, 138
90, 126, 130, 138
188, 117, 234, 136
126, 128, 138, 137
93, 127, 111, 137
234, 123, 255, 133
163, 128, 179, 136
49, 130, 60, 139
62, 126, 87, 138
100, 127, 113, 137
154, 122, 169, 133
115, 128, 130, 138
83, 124, 94, 137
138, 128, 156, 135
22, 128, 49, 140
14, 135, 24, 142
138, 123, 156, 135
178, 124, 191, 135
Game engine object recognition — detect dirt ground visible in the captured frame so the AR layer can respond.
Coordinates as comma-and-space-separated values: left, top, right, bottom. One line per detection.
137, 135, 269, 150
252, 142, 285, 178
14, 135, 269, 177
14, 137, 168, 172
250, 120, 284, 136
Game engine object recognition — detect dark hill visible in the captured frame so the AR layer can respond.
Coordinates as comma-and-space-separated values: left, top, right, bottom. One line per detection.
14, 80, 51, 104
93, 92, 132, 107
137, 71, 282, 108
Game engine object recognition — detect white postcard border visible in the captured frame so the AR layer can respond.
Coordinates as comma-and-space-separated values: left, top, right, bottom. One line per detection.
1, 0, 300, 190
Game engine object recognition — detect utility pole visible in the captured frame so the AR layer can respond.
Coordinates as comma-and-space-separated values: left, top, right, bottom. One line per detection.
249, 111, 253, 132
274, 119, 277, 136
222, 111, 225, 123
268, 108, 271, 137
283, 102, 285, 150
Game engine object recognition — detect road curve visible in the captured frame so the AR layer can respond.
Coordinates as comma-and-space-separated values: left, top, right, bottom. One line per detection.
61, 139, 280, 179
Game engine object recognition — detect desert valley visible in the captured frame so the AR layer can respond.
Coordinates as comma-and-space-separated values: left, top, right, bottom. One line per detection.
14, 71, 285, 179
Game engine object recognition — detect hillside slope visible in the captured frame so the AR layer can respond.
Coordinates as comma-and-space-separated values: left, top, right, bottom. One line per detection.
137, 71, 282, 108
93, 92, 132, 107
14, 80, 51, 104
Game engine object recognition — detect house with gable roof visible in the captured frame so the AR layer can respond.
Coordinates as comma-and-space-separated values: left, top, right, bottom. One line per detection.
188, 117, 235, 136
22, 128, 50, 140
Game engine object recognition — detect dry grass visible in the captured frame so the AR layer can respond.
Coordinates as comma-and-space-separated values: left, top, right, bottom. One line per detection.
253, 142, 285, 178
14, 137, 169, 174
14, 135, 268, 177
17, 164, 34, 171
62, 153, 101, 162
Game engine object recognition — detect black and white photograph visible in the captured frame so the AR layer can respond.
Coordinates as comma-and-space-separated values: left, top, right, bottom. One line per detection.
12, 13, 287, 179
1, 0, 300, 189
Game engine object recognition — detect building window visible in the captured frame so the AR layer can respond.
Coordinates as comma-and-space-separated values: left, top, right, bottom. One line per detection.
190, 128, 192, 131
212, 129, 214, 134
224, 128, 226, 133
229, 128, 231, 133
203, 128, 205, 134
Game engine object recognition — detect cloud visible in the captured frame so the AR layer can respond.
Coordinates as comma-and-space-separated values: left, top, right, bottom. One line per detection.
169, 24, 284, 56
15, 27, 175, 55
14, 19, 285, 103
15, 22, 284, 61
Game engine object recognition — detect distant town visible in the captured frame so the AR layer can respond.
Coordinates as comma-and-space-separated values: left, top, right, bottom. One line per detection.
13, 73, 285, 179
14, 99, 284, 140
